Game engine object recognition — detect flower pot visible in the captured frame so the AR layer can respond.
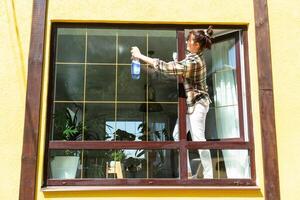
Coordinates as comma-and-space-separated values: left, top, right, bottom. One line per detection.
50, 156, 80, 179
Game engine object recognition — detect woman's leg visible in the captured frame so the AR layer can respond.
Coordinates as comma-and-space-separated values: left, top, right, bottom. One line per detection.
188, 103, 213, 178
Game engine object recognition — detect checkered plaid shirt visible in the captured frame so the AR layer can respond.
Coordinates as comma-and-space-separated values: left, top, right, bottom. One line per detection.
152, 52, 210, 112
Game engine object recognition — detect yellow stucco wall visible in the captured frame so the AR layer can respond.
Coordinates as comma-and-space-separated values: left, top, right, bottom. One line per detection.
1, 0, 299, 199
0, 0, 33, 200
268, 0, 300, 199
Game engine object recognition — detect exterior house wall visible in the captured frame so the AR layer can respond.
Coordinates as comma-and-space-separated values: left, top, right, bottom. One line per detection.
0, 0, 299, 199
0, 0, 33, 200
268, 0, 300, 199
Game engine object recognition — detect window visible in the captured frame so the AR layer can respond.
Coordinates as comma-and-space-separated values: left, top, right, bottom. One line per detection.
45, 24, 255, 186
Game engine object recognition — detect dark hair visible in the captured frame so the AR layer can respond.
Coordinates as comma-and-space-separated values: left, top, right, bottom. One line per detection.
188, 26, 213, 50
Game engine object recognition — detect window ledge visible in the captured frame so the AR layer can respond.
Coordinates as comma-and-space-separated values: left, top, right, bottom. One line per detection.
42, 185, 261, 192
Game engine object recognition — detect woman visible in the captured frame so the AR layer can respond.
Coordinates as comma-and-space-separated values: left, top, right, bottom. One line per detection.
131, 26, 213, 178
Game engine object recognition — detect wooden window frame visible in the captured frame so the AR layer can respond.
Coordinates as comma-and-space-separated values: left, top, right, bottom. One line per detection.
19, 0, 280, 199
42, 23, 255, 187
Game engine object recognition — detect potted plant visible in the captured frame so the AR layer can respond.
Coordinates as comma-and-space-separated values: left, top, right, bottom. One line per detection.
50, 107, 85, 179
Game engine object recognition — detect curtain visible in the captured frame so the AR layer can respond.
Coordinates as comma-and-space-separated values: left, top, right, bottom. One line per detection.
211, 37, 250, 178
212, 39, 239, 139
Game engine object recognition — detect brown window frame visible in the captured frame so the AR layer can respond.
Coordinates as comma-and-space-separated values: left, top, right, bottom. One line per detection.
42, 23, 256, 187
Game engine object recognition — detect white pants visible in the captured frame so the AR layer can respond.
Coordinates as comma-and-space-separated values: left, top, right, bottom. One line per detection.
173, 102, 213, 178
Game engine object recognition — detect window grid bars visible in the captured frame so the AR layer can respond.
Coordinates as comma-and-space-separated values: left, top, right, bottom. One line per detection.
49, 27, 251, 182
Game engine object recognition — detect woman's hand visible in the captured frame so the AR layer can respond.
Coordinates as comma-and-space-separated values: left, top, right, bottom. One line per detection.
131, 46, 142, 59
131, 46, 155, 66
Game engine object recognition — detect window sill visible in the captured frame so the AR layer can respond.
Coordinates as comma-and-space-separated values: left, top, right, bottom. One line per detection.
41, 185, 261, 192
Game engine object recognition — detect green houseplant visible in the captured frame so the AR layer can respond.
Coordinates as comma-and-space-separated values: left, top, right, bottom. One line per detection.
62, 107, 85, 142
50, 107, 85, 179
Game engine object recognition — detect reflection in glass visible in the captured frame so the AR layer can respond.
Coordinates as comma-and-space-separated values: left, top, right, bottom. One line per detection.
148, 73, 178, 102
148, 30, 177, 102
118, 30, 147, 63
49, 28, 181, 180
113, 103, 177, 142
49, 149, 82, 179
128, 149, 179, 178
138, 83, 164, 113
51, 103, 83, 140
106, 121, 142, 141
86, 65, 116, 101
87, 29, 116, 63
55, 64, 84, 101
57, 28, 85, 62
84, 103, 115, 140
148, 30, 177, 62
147, 104, 178, 141
117, 66, 147, 101
83, 150, 114, 178
82, 149, 179, 179
115, 104, 144, 141
188, 149, 250, 179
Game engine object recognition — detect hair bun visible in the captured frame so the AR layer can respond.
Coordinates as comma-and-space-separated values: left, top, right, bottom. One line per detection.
206, 26, 213, 37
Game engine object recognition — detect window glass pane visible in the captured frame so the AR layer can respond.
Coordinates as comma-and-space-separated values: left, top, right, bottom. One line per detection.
148, 30, 177, 62
188, 149, 250, 179
112, 103, 178, 141
148, 30, 178, 102
117, 65, 147, 101
86, 65, 116, 101
49, 149, 82, 179
148, 73, 178, 102
82, 149, 179, 179
55, 64, 84, 101
115, 104, 145, 141
215, 105, 240, 139
87, 29, 117, 63
49, 149, 250, 180
106, 121, 142, 141
51, 103, 84, 141
204, 37, 241, 140
52, 28, 178, 143
83, 150, 114, 178
57, 28, 85, 63
84, 103, 115, 141
147, 103, 178, 141
118, 30, 147, 63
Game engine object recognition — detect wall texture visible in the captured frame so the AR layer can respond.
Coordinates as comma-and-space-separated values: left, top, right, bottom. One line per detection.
0, 0, 33, 199
268, 0, 300, 199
